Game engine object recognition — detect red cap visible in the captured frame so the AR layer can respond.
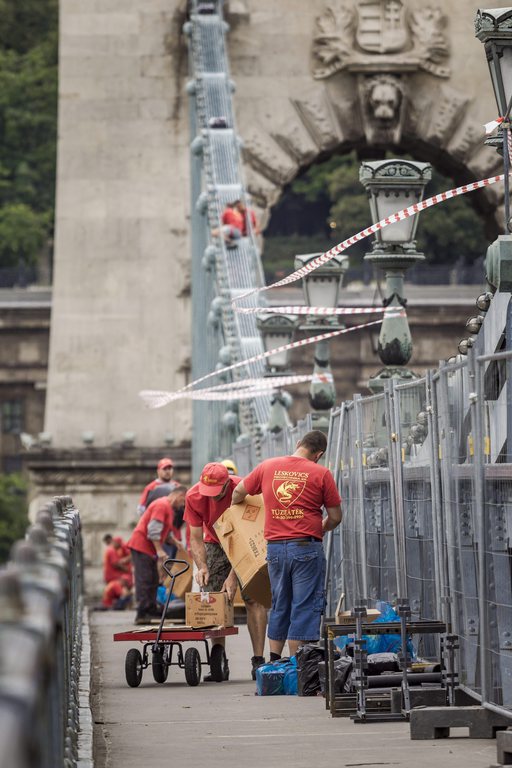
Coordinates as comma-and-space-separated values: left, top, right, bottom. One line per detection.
157, 457, 174, 470
198, 462, 229, 497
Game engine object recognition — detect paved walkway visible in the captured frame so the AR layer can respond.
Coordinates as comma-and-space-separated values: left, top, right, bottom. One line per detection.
90, 611, 496, 768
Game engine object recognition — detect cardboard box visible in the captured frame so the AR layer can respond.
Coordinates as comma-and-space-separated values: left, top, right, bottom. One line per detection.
214, 494, 272, 609
336, 608, 381, 625
185, 591, 234, 628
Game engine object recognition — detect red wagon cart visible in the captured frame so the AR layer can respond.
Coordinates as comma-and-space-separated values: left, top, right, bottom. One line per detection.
113, 558, 238, 688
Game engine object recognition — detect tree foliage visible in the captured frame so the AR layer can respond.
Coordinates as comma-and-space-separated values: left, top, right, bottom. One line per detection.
0, 0, 58, 269
263, 151, 489, 279
0, 473, 28, 564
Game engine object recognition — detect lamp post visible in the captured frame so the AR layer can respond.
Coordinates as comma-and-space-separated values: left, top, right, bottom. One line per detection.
256, 313, 299, 433
294, 252, 349, 431
476, 7, 512, 233
475, 7, 512, 472
359, 159, 432, 393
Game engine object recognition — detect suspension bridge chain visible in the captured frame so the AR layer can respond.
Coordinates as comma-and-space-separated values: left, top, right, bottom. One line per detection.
186, 0, 271, 469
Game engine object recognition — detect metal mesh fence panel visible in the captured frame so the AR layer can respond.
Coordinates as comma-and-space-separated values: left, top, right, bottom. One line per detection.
325, 407, 344, 616
475, 349, 512, 714
435, 359, 481, 695
393, 378, 437, 622
356, 393, 397, 605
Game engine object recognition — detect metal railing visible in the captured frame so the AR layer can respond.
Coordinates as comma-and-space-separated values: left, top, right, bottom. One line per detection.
0, 495, 86, 767
186, 0, 270, 477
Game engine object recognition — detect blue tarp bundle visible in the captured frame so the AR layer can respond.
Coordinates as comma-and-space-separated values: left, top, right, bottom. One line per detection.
255, 657, 298, 695
333, 601, 416, 658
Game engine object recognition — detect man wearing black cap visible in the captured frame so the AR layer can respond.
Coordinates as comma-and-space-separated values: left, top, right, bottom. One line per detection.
185, 462, 268, 680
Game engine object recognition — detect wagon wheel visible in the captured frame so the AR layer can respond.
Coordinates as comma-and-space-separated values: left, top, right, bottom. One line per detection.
125, 648, 143, 688
152, 647, 168, 684
209, 644, 227, 683
184, 647, 202, 686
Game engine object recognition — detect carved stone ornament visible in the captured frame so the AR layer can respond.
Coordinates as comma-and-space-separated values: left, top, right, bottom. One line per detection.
312, 0, 450, 80
359, 74, 405, 145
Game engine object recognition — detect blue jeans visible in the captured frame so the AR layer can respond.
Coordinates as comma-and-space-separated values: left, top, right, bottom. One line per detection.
266, 540, 326, 642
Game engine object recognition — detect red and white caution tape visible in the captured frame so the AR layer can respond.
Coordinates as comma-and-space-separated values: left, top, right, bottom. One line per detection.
232, 173, 505, 305
139, 314, 402, 409
140, 374, 315, 408
235, 305, 387, 316
484, 117, 505, 134
484, 116, 512, 159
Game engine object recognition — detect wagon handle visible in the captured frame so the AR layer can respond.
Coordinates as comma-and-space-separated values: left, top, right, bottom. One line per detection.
154, 559, 191, 647
162, 558, 190, 580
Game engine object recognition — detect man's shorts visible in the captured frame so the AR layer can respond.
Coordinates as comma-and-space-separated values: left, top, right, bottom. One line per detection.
266, 539, 325, 641
204, 541, 250, 602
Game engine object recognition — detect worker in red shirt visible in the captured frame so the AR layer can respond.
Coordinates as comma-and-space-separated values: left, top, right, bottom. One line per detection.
103, 536, 133, 587
234, 199, 260, 236
137, 457, 178, 517
211, 202, 244, 247
102, 577, 132, 610
185, 462, 268, 680
128, 486, 187, 625
232, 430, 342, 660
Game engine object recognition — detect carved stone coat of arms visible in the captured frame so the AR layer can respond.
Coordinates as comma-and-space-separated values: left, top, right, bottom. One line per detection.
312, 0, 450, 80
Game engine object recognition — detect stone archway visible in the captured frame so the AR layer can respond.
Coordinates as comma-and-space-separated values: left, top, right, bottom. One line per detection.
228, 0, 504, 237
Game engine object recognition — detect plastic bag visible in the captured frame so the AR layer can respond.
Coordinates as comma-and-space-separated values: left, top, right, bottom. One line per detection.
369, 601, 416, 658
296, 644, 325, 696
318, 656, 353, 695
256, 657, 298, 696
332, 602, 416, 660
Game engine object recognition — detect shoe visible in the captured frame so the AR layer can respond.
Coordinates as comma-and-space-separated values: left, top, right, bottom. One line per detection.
204, 663, 229, 683
251, 656, 266, 680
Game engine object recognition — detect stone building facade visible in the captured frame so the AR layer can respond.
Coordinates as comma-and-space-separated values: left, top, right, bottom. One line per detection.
0, 290, 50, 473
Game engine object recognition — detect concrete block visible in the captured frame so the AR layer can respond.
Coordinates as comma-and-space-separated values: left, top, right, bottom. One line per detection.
409, 688, 448, 709
410, 706, 511, 740
496, 727, 512, 765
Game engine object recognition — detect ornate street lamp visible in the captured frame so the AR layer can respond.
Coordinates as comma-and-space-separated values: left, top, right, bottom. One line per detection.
256, 313, 298, 373
475, 7, 512, 231
360, 159, 432, 393
256, 312, 299, 432
295, 252, 348, 313
294, 252, 349, 431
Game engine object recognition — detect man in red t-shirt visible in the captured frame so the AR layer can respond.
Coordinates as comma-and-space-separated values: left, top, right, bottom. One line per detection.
211, 203, 244, 247
128, 486, 187, 624
137, 457, 179, 517
102, 577, 132, 610
103, 536, 133, 587
232, 430, 342, 659
234, 200, 260, 237
185, 462, 268, 680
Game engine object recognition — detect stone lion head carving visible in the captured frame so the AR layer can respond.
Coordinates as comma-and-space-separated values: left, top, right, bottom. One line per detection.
365, 75, 403, 126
